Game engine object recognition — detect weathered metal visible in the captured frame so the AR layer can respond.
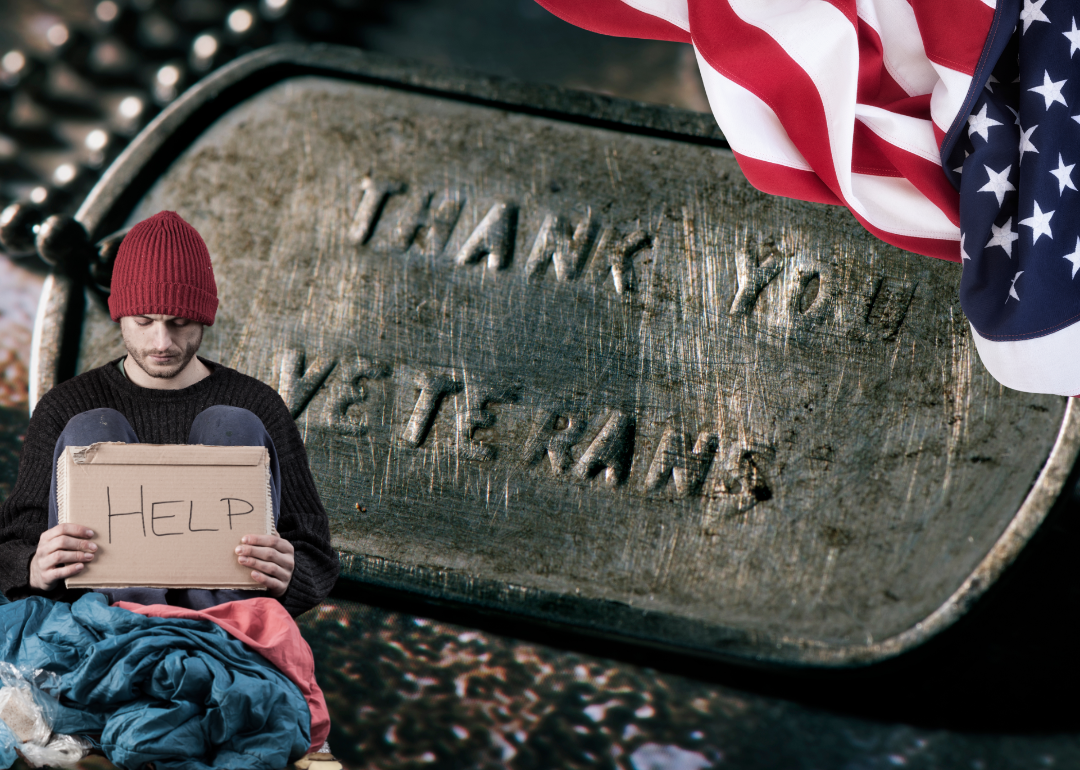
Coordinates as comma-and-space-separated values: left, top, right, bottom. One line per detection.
31, 45, 1080, 665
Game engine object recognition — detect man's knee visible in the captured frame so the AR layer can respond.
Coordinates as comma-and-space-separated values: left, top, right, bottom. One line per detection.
60, 408, 138, 445
189, 405, 268, 446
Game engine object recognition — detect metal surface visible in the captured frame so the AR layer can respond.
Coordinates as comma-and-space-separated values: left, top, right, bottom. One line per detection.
32, 45, 1080, 665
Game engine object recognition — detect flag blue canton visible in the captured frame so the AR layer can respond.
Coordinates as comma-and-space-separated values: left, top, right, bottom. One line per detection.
954, 0, 1080, 341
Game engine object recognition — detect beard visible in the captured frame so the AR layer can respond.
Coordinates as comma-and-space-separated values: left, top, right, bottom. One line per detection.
122, 325, 203, 380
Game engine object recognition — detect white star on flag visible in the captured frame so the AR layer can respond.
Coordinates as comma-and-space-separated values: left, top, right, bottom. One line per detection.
979, 164, 1015, 205
1066, 18, 1080, 56
1021, 0, 1050, 33
1064, 238, 1080, 278
1019, 124, 1039, 163
1030, 70, 1068, 110
986, 218, 1020, 257
1007, 105, 1022, 126
961, 234, 971, 262
1007, 271, 1024, 303
1050, 154, 1077, 194
1020, 201, 1055, 243
968, 103, 1003, 140
954, 150, 970, 175
986, 74, 999, 92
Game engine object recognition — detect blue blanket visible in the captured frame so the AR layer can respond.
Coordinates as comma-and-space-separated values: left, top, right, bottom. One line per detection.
0, 593, 310, 770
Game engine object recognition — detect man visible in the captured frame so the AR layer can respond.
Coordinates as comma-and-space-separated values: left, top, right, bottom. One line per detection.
0, 208, 339, 614
0, 210, 341, 767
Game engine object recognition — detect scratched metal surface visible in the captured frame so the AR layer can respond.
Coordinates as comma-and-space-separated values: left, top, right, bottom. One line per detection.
64, 55, 1076, 663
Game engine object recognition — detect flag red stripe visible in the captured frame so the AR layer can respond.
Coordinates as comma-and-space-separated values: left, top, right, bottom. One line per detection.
733, 153, 843, 206
910, 0, 995, 76
856, 17, 923, 108
533, 0, 691, 43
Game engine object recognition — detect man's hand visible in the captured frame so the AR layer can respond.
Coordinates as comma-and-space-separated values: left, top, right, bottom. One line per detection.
29, 524, 97, 592
236, 535, 294, 598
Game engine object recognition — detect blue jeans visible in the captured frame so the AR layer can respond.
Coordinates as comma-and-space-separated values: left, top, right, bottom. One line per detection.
50, 406, 282, 609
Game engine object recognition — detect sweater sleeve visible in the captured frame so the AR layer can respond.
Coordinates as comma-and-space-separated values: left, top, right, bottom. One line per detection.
0, 398, 65, 599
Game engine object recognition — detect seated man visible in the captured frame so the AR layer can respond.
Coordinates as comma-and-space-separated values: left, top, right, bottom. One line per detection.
0, 210, 340, 766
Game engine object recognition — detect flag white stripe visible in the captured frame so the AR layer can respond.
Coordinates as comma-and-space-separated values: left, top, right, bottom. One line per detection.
929, 64, 975, 133
971, 324, 1080, 396
855, 105, 942, 164
850, 173, 960, 239
855, 0, 940, 97
617, 0, 690, 32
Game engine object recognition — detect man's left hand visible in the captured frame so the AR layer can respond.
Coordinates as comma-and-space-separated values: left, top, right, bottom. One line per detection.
236, 535, 295, 597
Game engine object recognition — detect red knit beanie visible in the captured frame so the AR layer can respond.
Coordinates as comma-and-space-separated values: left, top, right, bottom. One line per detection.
108, 210, 218, 326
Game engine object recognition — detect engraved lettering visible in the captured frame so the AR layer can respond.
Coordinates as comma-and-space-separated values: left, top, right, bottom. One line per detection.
348, 177, 400, 245
150, 500, 184, 536
107, 485, 145, 543
222, 498, 254, 530
574, 411, 635, 487
786, 250, 839, 346
278, 348, 337, 419
789, 264, 835, 324
796, 272, 820, 314
391, 190, 464, 256
188, 501, 218, 532
609, 230, 651, 294
456, 379, 520, 461
523, 411, 588, 474
317, 356, 388, 436
864, 275, 917, 340
737, 449, 773, 503
404, 373, 462, 448
455, 202, 518, 270
645, 427, 719, 497
712, 445, 775, 515
729, 238, 786, 316
525, 211, 599, 282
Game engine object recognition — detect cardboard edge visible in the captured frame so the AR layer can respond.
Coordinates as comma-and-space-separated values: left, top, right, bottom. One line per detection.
72, 442, 267, 466
56, 447, 75, 526
264, 450, 278, 537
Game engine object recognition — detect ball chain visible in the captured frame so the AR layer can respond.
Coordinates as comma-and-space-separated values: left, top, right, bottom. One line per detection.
0, 0, 381, 290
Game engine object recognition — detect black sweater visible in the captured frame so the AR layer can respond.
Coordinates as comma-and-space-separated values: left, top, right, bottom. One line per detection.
0, 357, 339, 616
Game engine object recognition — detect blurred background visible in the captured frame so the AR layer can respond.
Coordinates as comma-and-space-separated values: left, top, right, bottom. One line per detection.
2, 2, 1080, 768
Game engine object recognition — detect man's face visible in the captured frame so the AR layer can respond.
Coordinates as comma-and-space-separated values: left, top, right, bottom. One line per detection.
120, 314, 203, 380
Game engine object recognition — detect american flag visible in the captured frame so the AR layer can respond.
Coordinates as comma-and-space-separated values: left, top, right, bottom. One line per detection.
536, 0, 1080, 397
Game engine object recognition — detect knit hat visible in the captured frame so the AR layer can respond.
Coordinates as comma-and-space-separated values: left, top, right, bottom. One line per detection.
108, 211, 218, 326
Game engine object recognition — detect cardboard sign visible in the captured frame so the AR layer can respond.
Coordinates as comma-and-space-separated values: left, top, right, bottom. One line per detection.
57, 442, 273, 590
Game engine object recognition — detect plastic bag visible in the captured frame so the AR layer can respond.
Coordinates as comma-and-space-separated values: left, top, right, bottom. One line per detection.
0, 664, 50, 747
0, 662, 91, 769
17, 734, 94, 769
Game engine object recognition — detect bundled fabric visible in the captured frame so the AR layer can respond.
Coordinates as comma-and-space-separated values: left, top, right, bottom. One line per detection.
536, 0, 1080, 397
115, 598, 331, 752
0, 594, 311, 770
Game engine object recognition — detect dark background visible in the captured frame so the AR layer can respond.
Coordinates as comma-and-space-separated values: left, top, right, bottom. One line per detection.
2, 1, 1080, 768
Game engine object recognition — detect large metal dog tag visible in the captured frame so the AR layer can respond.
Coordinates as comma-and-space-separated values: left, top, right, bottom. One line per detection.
33, 45, 1080, 664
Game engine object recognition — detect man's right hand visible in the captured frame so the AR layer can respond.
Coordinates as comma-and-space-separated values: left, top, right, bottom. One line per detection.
29, 524, 97, 592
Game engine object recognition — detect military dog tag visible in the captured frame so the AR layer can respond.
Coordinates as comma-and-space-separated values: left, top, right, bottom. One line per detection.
33, 45, 1080, 664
